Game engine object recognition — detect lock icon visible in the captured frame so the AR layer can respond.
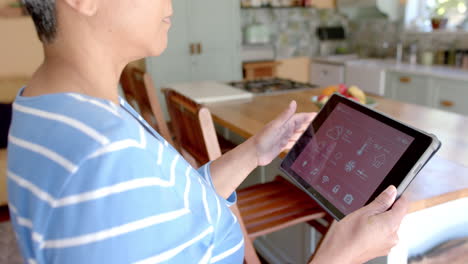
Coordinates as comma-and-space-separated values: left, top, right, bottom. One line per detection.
332, 185, 341, 194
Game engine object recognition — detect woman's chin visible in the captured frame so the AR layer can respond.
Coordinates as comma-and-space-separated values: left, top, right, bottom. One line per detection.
149, 41, 168, 57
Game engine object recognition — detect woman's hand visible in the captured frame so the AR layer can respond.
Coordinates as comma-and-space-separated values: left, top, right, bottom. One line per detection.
311, 186, 409, 264
252, 101, 316, 166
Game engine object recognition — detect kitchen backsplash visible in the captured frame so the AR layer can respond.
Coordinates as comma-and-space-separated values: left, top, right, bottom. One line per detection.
241, 8, 349, 58
241, 8, 468, 59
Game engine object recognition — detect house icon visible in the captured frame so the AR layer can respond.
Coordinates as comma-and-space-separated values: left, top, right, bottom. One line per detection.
343, 194, 354, 205
373, 154, 386, 168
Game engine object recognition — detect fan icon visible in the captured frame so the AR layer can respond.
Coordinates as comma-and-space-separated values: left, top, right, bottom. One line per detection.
345, 160, 356, 172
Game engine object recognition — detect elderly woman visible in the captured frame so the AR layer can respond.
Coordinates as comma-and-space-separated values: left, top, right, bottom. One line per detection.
7, 0, 408, 263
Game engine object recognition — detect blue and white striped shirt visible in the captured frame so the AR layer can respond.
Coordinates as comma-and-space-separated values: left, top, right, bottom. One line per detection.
7, 88, 244, 264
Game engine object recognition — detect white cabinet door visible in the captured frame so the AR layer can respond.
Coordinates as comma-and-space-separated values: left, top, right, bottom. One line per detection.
147, 0, 241, 85
146, 0, 242, 117
386, 72, 433, 107
433, 78, 468, 116
345, 63, 385, 96
146, 0, 191, 86
310, 62, 344, 87
188, 0, 242, 82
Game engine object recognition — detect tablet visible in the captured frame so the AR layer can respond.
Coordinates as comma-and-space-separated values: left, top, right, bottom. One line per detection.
280, 93, 441, 221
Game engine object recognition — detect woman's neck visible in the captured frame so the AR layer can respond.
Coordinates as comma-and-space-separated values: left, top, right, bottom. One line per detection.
23, 40, 127, 105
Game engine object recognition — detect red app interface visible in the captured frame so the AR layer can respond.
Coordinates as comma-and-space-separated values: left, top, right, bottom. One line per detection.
291, 103, 414, 215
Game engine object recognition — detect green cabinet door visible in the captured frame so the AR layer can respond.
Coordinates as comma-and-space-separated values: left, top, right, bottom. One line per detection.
386, 72, 433, 107
188, 0, 242, 82
147, 0, 241, 86
433, 78, 468, 116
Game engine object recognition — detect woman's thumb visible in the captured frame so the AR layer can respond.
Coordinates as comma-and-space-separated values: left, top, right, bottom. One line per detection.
275, 101, 297, 126
365, 186, 397, 215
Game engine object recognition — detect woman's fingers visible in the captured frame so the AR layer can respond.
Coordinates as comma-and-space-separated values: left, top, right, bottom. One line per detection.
274, 101, 297, 127
364, 186, 397, 215
283, 112, 317, 150
380, 195, 409, 228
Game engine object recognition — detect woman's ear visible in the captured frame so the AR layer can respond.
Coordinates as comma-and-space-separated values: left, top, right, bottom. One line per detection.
61, 0, 98, 16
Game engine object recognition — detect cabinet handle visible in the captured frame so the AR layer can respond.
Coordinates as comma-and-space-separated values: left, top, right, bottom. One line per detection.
197, 43, 202, 54
440, 100, 455, 108
399, 77, 411, 83
190, 43, 196, 55
321, 69, 328, 76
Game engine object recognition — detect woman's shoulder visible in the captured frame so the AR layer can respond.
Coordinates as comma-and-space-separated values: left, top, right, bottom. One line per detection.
8, 92, 144, 165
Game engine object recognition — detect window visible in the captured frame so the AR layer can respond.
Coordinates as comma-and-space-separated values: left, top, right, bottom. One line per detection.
405, 0, 468, 31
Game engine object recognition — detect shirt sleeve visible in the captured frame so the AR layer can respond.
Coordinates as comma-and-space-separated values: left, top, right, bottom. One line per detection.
197, 161, 237, 207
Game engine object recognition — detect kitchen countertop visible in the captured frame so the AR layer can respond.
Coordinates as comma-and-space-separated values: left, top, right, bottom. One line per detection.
346, 59, 468, 82
205, 89, 468, 213
311, 54, 359, 66
164, 81, 253, 104
312, 55, 468, 82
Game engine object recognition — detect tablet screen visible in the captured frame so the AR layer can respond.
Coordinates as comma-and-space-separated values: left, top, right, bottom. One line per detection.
290, 102, 415, 215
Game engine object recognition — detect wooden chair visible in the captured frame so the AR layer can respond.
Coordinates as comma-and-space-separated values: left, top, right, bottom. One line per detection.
162, 88, 237, 167
163, 88, 332, 264
119, 66, 174, 146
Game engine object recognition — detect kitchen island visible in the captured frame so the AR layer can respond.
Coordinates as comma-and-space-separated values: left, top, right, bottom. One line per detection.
206, 89, 468, 263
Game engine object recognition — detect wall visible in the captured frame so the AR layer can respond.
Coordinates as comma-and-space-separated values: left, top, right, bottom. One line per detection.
242, 8, 468, 60
0, 0, 14, 7
241, 8, 349, 58
348, 18, 468, 58
0, 17, 43, 77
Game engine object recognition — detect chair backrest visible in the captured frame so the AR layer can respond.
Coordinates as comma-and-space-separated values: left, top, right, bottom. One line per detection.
162, 89, 215, 165
120, 66, 174, 146
163, 88, 261, 264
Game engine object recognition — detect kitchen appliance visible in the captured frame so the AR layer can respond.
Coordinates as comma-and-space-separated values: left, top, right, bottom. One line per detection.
344, 59, 389, 96
316, 27, 348, 56
337, 0, 401, 21
229, 78, 319, 95
310, 54, 358, 87
244, 22, 270, 45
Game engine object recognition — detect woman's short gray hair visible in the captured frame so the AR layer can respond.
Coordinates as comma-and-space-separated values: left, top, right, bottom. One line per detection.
22, 0, 56, 43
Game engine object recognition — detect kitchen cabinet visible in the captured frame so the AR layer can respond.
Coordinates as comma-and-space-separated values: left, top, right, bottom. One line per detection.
146, 0, 242, 115
311, 0, 336, 9
337, 0, 402, 21
310, 62, 344, 87
243, 61, 280, 80
385, 72, 434, 107
433, 78, 468, 116
276, 57, 311, 83
385, 71, 468, 116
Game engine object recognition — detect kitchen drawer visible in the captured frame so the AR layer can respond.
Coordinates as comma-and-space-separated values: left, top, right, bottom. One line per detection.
243, 61, 280, 81
386, 72, 433, 107
310, 62, 344, 87
433, 78, 468, 116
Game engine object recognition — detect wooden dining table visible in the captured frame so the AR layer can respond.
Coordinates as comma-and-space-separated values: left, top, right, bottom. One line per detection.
206, 89, 468, 213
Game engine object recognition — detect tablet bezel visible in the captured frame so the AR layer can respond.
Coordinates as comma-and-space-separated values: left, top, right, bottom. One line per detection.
280, 93, 436, 220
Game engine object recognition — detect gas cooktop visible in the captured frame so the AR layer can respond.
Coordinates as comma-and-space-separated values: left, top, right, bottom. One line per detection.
229, 78, 319, 95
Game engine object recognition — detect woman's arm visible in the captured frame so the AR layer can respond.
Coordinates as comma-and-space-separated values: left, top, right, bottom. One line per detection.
209, 101, 314, 199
